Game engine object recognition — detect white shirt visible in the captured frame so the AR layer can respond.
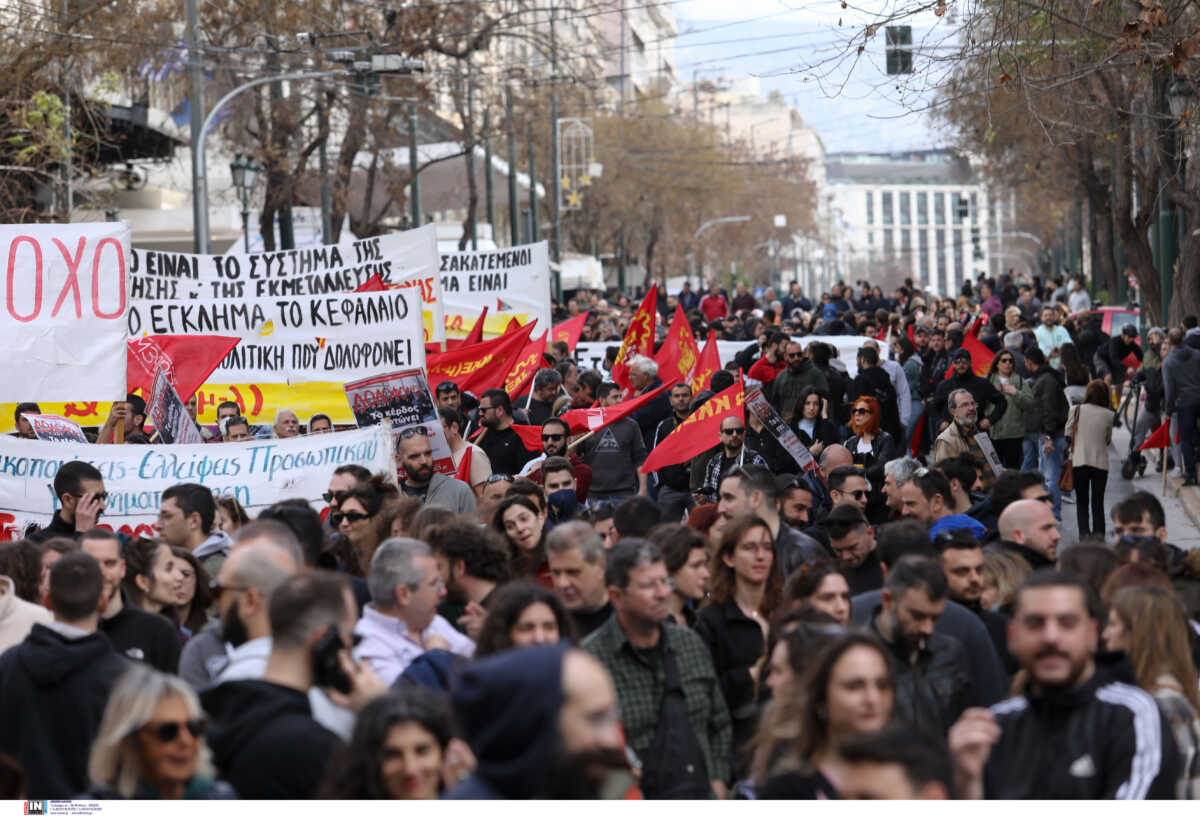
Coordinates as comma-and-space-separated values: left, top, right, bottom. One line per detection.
353, 606, 475, 687
880, 358, 912, 427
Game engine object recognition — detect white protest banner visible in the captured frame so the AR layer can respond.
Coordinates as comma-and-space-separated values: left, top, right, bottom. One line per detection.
440, 242, 551, 338
974, 432, 1005, 477
24, 414, 88, 443
745, 386, 819, 473
344, 368, 454, 475
0, 222, 129, 402
130, 224, 445, 343
126, 289, 426, 384
0, 426, 394, 540
148, 371, 204, 444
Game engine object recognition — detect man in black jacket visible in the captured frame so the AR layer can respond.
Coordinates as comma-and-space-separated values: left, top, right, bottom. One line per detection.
1094, 324, 1143, 390
201, 571, 384, 798
935, 529, 1014, 675
932, 349, 1007, 434
652, 383, 697, 520
1026, 347, 1070, 519
949, 570, 1180, 799
869, 555, 974, 735
27, 460, 107, 545
0, 552, 128, 798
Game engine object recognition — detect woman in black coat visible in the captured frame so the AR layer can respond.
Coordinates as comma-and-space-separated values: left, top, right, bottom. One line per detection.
791, 386, 841, 457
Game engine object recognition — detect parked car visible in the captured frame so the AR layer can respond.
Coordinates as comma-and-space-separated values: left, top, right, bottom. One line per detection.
1094, 306, 1141, 344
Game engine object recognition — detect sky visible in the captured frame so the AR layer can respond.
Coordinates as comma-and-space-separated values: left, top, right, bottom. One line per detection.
672, 0, 957, 152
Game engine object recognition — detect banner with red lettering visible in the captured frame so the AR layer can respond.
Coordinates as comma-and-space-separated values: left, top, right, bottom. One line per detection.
426, 321, 538, 395
344, 368, 454, 474
1, 222, 129, 401
23, 414, 88, 443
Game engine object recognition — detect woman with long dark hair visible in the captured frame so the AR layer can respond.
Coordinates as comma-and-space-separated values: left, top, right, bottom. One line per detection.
790, 387, 840, 457
780, 561, 851, 625
1060, 342, 1091, 405
170, 547, 212, 639
334, 475, 399, 576
122, 538, 183, 617
698, 513, 782, 769
491, 495, 551, 586
473, 581, 574, 658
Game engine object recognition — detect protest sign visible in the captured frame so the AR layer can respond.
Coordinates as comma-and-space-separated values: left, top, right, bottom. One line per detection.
441, 242, 552, 338
23, 414, 88, 443
0, 426, 395, 541
974, 432, 1005, 477
126, 289, 426, 385
745, 386, 818, 473
129, 225, 445, 343
0, 222, 130, 402
344, 369, 454, 475
147, 371, 205, 444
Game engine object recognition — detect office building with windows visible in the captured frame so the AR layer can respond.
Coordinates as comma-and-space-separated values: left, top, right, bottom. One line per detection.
826, 151, 991, 298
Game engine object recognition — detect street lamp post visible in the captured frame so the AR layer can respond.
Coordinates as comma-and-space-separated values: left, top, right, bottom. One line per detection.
229, 153, 261, 253
688, 215, 750, 287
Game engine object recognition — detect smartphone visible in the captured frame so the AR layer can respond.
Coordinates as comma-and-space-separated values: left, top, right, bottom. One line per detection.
311, 628, 353, 694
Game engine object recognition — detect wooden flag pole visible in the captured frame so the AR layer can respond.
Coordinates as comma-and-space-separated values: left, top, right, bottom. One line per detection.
567, 430, 595, 451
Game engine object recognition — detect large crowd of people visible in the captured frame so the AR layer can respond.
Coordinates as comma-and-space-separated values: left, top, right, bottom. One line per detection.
2, 269, 1200, 800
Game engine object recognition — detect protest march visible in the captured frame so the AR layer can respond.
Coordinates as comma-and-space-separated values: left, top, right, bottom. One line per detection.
3, 219, 1200, 805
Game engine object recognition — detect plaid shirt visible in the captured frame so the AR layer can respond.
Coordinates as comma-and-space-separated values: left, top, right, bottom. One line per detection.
583, 615, 733, 784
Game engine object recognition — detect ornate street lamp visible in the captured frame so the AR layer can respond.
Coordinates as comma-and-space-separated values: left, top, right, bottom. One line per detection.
229, 153, 261, 253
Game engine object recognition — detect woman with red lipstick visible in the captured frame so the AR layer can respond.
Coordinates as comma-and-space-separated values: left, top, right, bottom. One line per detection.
321, 687, 468, 800
697, 513, 782, 772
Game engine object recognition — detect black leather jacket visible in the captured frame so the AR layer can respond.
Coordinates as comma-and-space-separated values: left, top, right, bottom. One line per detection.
870, 609, 974, 735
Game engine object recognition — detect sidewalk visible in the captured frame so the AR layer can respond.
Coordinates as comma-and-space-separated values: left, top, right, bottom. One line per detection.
1109, 425, 1200, 551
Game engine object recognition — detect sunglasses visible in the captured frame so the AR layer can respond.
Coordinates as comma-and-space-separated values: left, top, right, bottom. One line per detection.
399, 426, 429, 439
541, 433, 565, 442
321, 490, 348, 504
721, 427, 746, 435
852, 407, 871, 416
843, 489, 870, 500
331, 511, 370, 526
998, 357, 1014, 363
145, 719, 206, 743
486, 474, 515, 484
786, 352, 803, 359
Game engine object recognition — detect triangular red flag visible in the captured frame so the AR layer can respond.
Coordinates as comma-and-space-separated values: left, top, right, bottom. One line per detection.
462, 306, 489, 347
427, 321, 538, 394
611, 284, 658, 392
689, 330, 721, 394
909, 406, 926, 457
1139, 421, 1171, 451
1122, 352, 1140, 370
507, 424, 546, 452
127, 335, 241, 403
654, 305, 701, 387
454, 445, 474, 484
560, 379, 677, 436
353, 273, 387, 293
640, 376, 744, 474
504, 332, 550, 398
551, 312, 588, 352
504, 317, 522, 336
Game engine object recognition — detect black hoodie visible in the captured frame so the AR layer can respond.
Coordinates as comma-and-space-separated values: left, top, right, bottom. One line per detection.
0, 623, 128, 798
445, 644, 567, 799
200, 679, 340, 799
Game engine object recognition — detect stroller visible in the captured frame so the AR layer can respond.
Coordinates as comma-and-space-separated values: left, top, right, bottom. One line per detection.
1118, 376, 1147, 480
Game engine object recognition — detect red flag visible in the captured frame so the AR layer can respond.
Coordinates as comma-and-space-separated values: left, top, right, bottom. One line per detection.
640, 376, 744, 474
471, 423, 543, 452
689, 330, 721, 394
463, 306, 489, 347
611, 284, 658, 391
552, 312, 588, 352
655, 305, 701, 386
944, 332, 995, 379
1122, 352, 1140, 370
560, 379, 677, 435
504, 332, 550, 398
1138, 420, 1180, 450
454, 446, 474, 484
427, 321, 538, 394
353, 273, 387, 293
969, 313, 986, 337
504, 317, 522, 336
909, 407, 926, 457
906, 324, 915, 343
127, 335, 241, 403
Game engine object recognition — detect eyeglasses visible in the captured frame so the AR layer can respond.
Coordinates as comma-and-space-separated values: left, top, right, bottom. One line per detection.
843, 489, 870, 500
852, 407, 871, 416
399, 426, 429, 438
541, 433, 565, 442
721, 427, 746, 436
786, 352, 803, 359
321, 490, 348, 504
331, 511, 370, 526
486, 474, 515, 484
145, 719, 206, 743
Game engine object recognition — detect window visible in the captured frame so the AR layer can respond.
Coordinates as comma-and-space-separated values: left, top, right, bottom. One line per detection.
866, 191, 874, 226
901, 229, 911, 259
970, 192, 978, 225
900, 192, 911, 225
883, 230, 894, 257
936, 230, 947, 295
972, 227, 983, 261
917, 192, 928, 225
953, 193, 967, 225
918, 230, 929, 286
867, 231, 874, 245
882, 192, 894, 226
954, 231, 965, 288
934, 193, 945, 225
886, 26, 913, 75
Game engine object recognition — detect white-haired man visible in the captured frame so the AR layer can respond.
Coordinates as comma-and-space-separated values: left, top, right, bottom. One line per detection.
272, 408, 300, 439
627, 355, 671, 448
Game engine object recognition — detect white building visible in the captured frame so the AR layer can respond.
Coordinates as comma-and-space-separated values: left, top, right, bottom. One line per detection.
826, 150, 991, 298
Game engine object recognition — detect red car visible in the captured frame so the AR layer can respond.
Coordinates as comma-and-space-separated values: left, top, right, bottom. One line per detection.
1093, 306, 1141, 344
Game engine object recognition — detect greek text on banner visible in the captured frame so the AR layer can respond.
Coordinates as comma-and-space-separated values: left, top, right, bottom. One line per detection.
440, 242, 551, 339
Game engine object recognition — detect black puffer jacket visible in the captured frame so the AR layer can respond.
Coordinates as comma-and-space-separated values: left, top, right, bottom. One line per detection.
1030, 364, 1070, 436
870, 610, 974, 735
983, 654, 1180, 799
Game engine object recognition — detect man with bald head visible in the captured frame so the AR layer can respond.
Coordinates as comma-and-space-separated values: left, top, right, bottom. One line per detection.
997, 498, 1061, 570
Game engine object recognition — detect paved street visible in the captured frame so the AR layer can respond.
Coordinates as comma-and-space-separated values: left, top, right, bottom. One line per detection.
1056, 423, 1200, 552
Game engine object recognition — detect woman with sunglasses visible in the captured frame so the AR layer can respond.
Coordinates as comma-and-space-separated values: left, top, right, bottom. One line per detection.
986, 348, 1034, 469
791, 387, 840, 458
491, 495, 552, 587
843, 397, 896, 524
334, 476, 399, 577
86, 664, 233, 799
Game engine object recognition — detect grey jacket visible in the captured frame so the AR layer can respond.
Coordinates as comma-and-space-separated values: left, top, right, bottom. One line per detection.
424, 471, 477, 515
1163, 341, 1200, 413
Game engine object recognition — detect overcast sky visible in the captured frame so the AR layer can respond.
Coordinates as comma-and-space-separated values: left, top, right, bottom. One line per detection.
672, 0, 954, 152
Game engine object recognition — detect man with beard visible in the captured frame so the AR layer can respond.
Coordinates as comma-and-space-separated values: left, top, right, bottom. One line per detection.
933, 389, 998, 493
825, 504, 883, 594
397, 430, 476, 515
778, 474, 816, 531
519, 417, 593, 503
515, 368, 563, 427
870, 555, 973, 734
949, 571, 1180, 798
79, 529, 181, 672
768, 341, 828, 423
1033, 304, 1071, 369
996, 498, 1061, 570
426, 520, 509, 639
695, 415, 769, 504
935, 529, 1014, 675
933, 349, 1007, 436
716, 465, 825, 578
447, 645, 631, 799
476, 388, 537, 477
584, 539, 732, 799
651, 383, 699, 520
899, 469, 988, 541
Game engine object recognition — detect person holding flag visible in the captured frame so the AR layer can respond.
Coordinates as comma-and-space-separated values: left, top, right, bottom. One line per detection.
652, 383, 700, 521
697, 415, 769, 505
577, 383, 648, 503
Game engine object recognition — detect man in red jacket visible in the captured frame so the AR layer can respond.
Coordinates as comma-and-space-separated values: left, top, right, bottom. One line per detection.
699, 284, 728, 322
747, 330, 790, 383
